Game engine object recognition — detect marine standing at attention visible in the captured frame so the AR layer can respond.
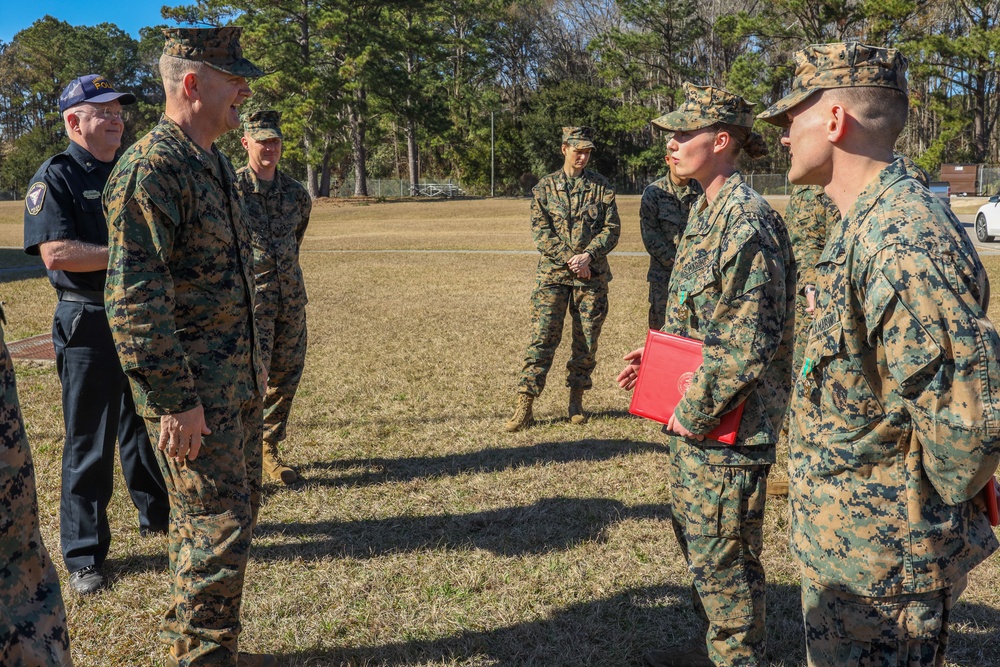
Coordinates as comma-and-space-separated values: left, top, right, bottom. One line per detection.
22, 74, 169, 595
758, 42, 1000, 666
640, 117, 703, 332
768, 184, 839, 497
505, 126, 620, 432
617, 83, 796, 667
237, 110, 312, 486
103, 27, 273, 667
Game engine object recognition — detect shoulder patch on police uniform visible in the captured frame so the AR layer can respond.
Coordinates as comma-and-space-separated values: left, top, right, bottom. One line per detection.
25, 182, 46, 216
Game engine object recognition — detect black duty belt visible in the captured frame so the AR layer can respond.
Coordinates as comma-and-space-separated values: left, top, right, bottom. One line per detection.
57, 290, 104, 305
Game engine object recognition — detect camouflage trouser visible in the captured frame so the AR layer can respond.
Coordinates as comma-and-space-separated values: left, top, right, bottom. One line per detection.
666, 437, 769, 667
517, 280, 609, 396
0, 323, 72, 667
147, 395, 264, 667
255, 290, 307, 445
802, 576, 961, 667
647, 280, 670, 332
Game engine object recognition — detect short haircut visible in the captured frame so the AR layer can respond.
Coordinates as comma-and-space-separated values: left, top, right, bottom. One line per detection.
158, 54, 207, 94
820, 87, 909, 146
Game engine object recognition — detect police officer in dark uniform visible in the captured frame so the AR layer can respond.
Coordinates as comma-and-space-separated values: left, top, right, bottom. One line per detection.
22, 74, 169, 595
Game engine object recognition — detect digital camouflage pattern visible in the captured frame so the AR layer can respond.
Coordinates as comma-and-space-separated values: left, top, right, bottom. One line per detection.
104, 114, 266, 666
518, 283, 608, 396
784, 184, 839, 374
0, 308, 72, 667
243, 110, 282, 141
639, 174, 703, 330
161, 27, 263, 78
562, 126, 595, 149
236, 166, 311, 444
666, 438, 768, 666
898, 153, 931, 187
788, 158, 1000, 598
146, 397, 263, 664
758, 42, 908, 126
529, 168, 620, 286
662, 172, 796, 460
518, 167, 619, 396
801, 575, 957, 666
651, 83, 757, 132
105, 116, 264, 417
656, 172, 794, 666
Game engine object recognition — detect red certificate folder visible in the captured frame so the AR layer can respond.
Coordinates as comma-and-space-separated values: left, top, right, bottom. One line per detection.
983, 476, 999, 527
629, 329, 745, 445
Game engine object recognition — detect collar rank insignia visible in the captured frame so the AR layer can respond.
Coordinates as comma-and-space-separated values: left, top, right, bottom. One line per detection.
25, 182, 47, 216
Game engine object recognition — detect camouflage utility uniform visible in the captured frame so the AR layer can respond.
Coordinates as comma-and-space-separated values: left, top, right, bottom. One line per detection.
787, 159, 998, 666
517, 168, 620, 396
783, 185, 838, 374
644, 82, 796, 667
758, 42, 1000, 666
236, 161, 311, 461
661, 173, 795, 666
104, 112, 265, 665
640, 174, 702, 331
0, 305, 72, 666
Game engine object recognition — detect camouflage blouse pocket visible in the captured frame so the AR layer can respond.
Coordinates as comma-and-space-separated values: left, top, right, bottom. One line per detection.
803, 318, 884, 434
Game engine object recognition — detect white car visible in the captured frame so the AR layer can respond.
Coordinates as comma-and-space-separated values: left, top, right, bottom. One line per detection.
975, 192, 1000, 242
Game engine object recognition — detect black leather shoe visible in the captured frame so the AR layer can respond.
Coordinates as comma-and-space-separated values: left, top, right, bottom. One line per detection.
69, 564, 106, 595
139, 524, 168, 537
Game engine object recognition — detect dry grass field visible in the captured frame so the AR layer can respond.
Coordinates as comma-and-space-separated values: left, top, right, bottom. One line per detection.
2, 195, 1000, 666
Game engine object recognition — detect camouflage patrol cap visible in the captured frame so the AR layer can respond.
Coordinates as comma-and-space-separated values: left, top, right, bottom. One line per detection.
651, 83, 757, 132
758, 42, 908, 127
162, 27, 264, 79
244, 110, 282, 140
562, 127, 595, 150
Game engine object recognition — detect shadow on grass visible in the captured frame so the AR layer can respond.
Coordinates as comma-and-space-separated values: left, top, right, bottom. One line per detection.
297, 438, 666, 488
253, 496, 672, 560
273, 582, 809, 666
105, 551, 170, 577
0, 248, 44, 283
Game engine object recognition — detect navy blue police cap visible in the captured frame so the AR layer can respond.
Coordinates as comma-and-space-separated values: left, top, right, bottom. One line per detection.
59, 74, 137, 112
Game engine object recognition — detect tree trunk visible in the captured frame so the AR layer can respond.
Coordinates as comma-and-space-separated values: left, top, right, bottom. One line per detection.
407, 114, 419, 196
347, 88, 368, 197
303, 127, 319, 198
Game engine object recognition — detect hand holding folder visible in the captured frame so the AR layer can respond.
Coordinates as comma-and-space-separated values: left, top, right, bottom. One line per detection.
625, 329, 745, 445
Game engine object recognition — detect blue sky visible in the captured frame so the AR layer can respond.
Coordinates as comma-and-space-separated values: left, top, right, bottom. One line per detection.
1, 2, 175, 43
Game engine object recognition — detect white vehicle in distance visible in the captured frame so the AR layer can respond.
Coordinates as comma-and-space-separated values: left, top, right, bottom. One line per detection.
975, 192, 1000, 243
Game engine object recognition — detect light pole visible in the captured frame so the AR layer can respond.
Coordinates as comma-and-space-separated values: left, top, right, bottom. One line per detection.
490, 111, 495, 198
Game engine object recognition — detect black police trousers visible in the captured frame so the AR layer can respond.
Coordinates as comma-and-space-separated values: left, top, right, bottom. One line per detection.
52, 298, 169, 573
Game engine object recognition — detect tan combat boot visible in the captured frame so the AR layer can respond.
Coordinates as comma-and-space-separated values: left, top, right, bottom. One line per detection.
767, 477, 789, 497
504, 394, 534, 432
263, 440, 299, 485
568, 388, 587, 424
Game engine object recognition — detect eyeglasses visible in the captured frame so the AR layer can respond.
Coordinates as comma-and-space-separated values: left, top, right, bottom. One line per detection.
74, 108, 125, 121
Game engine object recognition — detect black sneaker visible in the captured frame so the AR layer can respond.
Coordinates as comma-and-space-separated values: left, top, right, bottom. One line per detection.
69, 565, 106, 595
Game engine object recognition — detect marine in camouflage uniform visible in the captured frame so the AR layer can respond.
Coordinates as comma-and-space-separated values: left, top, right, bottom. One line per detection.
506, 127, 620, 430
769, 185, 839, 496
236, 110, 312, 486
759, 42, 1000, 666
0, 305, 72, 666
103, 28, 272, 667
639, 137, 703, 331
627, 83, 796, 667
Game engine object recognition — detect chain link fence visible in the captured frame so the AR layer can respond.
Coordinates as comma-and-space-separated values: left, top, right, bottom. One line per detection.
980, 167, 1000, 197
332, 178, 466, 198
